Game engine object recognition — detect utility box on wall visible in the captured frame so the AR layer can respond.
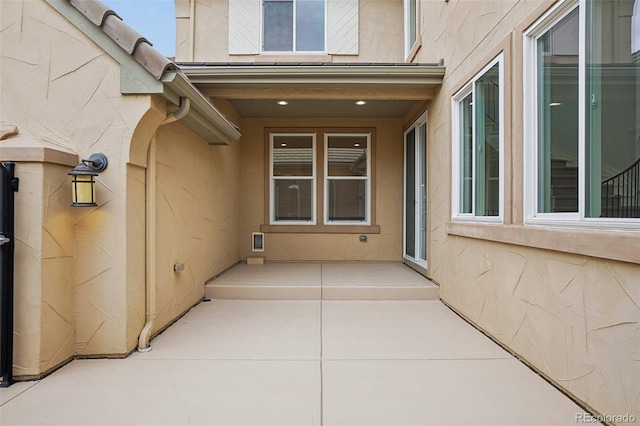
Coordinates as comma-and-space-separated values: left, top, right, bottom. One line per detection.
252, 232, 264, 252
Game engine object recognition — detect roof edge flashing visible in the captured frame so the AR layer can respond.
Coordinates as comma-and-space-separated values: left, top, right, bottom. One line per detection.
180, 64, 445, 75
178, 63, 445, 88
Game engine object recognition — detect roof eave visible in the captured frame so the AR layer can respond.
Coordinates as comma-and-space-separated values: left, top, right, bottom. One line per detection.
179, 64, 445, 90
47, 0, 241, 146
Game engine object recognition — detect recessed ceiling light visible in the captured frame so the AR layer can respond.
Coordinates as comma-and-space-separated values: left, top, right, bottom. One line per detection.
355, 100, 367, 106
278, 100, 289, 106
549, 102, 562, 107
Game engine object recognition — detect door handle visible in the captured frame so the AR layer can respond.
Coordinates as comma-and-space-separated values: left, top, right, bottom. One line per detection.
0, 235, 10, 246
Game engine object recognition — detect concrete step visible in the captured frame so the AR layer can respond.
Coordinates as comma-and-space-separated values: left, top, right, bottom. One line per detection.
205, 285, 439, 300
205, 262, 440, 301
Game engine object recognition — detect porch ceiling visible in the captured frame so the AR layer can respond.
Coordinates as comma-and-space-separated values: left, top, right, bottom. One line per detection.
227, 99, 417, 118
179, 62, 445, 119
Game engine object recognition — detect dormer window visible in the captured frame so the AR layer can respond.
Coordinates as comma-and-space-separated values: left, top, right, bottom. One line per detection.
263, 0, 326, 52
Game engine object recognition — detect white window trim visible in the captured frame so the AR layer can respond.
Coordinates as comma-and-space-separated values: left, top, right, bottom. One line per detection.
261, 0, 328, 54
403, 111, 428, 269
523, 0, 581, 225
451, 54, 505, 223
269, 132, 317, 225
403, 0, 418, 60
523, 0, 640, 230
324, 132, 371, 225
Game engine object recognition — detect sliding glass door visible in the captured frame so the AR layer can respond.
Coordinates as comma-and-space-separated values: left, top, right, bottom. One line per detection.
404, 114, 428, 273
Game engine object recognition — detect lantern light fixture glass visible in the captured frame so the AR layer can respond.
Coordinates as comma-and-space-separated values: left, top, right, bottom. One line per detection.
69, 153, 108, 207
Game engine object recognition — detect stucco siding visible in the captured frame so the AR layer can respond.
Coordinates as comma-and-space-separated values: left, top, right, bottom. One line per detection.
178, 0, 403, 63
440, 238, 640, 421
125, 164, 147, 351
2, 0, 156, 370
239, 117, 404, 261
418, 0, 640, 421
11, 163, 45, 377
40, 163, 76, 373
153, 122, 241, 333
357, 0, 403, 62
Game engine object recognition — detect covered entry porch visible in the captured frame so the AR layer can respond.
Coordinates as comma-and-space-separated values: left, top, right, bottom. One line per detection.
181, 62, 442, 274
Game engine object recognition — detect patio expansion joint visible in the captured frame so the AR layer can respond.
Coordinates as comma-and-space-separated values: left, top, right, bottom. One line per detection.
126, 358, 323, 362
0, 382, 41, 407
319, 357, 514, 362
319, 262, 325, 426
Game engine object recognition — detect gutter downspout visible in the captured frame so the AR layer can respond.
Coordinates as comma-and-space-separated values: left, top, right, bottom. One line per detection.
137, 97, 190, 352
162, 97, 191, 125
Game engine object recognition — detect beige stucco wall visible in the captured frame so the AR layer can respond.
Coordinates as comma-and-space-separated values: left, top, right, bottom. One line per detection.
1, 0, 158, 374
9, 162, 76, 378
124, 163, 147, 351
176, 0, 403, 63
2, 0, 245, 377
40, 163, 76, 373
10, 163, 46, 378
153, 122, 241, 333
441, 238, 640, 421
239, 117, 404, 261
416, 0, 640, 421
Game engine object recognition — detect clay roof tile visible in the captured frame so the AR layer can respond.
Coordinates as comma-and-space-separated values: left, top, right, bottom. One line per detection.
102, 14, 150, 55
69, 0, 119, 26
133, 42, 177, 80
67, 0, 176, 80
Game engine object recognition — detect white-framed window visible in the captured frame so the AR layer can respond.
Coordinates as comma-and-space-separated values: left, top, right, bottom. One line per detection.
229, 0, 358, 55
324, 133, 370, 224
451, 54, 505, 222
524, 0, 640, 227
403, 0, 418, 59
270, 133, 316, 224
262, 0, 326, 53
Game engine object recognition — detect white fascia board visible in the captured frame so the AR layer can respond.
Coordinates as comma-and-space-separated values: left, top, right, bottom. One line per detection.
180, 64, 446, 88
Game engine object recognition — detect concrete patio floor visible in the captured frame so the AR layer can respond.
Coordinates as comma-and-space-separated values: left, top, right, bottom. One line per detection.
0, 263, 589, 425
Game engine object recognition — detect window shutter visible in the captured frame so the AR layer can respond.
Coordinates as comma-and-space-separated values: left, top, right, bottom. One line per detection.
229, 0, 260, 55
327, 0, 359, 55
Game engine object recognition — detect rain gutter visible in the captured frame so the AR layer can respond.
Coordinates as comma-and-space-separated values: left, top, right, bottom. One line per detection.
179, 63, 446, 89
161, 72, 241, 145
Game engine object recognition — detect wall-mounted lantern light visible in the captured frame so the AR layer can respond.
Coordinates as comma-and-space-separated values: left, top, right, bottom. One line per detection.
68, 153, 108, 207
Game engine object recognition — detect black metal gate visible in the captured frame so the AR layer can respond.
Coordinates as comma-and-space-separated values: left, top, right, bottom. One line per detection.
0, 162, 18, 387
